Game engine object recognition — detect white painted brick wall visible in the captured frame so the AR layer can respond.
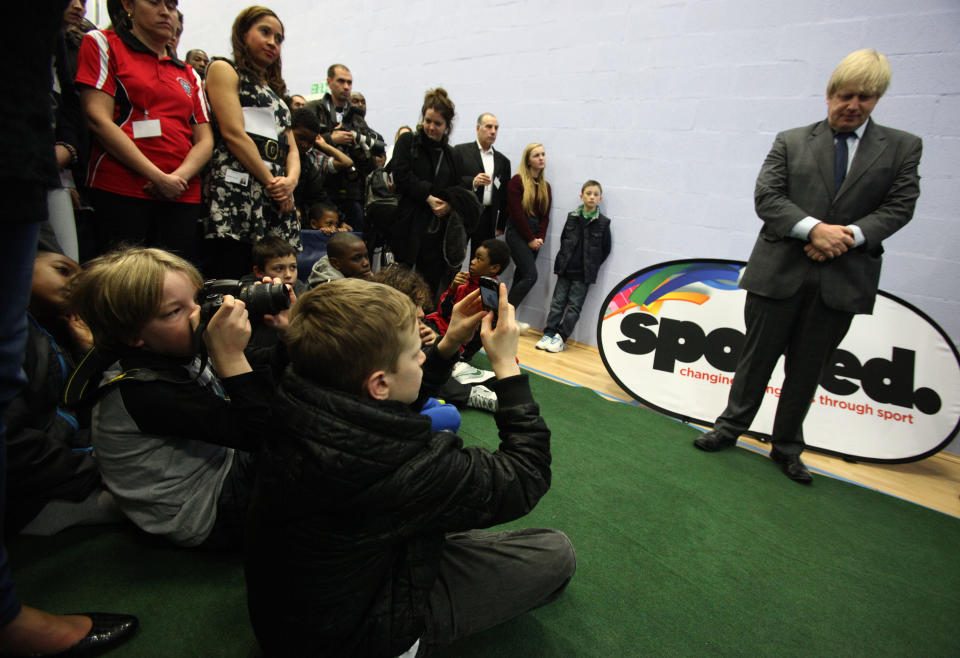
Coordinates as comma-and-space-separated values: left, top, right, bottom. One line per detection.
179, 0, 960, 451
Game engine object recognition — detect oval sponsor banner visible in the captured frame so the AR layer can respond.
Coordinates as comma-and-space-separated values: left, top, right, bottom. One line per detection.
596, 259, 960, 463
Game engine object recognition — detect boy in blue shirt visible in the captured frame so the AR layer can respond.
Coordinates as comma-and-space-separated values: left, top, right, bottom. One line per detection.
536, 180, 611, 352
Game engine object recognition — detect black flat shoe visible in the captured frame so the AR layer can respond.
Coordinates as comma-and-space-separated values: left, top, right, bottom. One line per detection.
769, 449, 813, 484
693, 430, 737, 452
2, 612, 139, 658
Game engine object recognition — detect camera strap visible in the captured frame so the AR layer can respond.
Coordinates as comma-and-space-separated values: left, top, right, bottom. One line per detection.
63, 345, 209, 407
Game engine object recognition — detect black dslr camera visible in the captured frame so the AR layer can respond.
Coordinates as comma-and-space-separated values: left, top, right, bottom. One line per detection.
198, 279, 291, 323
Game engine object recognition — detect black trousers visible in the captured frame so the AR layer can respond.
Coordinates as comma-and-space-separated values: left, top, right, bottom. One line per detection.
714, 269, 854, 455
468, 205, 496, 260
89, 188, 202, 265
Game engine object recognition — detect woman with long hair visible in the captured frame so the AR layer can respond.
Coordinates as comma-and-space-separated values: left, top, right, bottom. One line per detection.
505, 143, 551, 312
75, 0, 212, 264
391, 88, 467, 298
202, 5, 300, 279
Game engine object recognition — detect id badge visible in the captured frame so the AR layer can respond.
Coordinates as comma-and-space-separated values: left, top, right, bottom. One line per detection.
224, 168, 250, 187
132, 119, 162, 139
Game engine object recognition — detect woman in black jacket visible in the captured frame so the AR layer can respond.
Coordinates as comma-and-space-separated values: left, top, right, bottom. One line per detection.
390, 88, 466, 300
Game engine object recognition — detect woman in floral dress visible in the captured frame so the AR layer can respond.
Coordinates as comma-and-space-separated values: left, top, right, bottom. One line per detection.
203, 6, 300, 279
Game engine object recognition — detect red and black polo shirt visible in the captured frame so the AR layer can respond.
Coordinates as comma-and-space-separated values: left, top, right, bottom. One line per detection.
75, 26, 209, 203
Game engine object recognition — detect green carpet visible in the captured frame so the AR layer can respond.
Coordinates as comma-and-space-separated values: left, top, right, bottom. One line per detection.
8, 366, 959, 656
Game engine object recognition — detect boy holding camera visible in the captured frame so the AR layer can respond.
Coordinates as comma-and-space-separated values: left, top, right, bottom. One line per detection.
68, 247, 289, 548
245, 279, 575, 657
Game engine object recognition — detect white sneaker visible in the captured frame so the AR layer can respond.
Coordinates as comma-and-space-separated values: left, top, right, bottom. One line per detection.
535, 334, 553, 350
466, 385, 498, 412
452, 362, 495, 385
517, 322, 531, 333
545, 335, 566, 353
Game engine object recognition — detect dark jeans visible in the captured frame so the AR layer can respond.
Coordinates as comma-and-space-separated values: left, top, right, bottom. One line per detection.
544, 277, 589, 341
505, 218, 541, 308
89, 189, 203, 265
199, 450, 257, 551
0, 215, 42, 627
416, 528, 576, 656
714, 273, 853, 455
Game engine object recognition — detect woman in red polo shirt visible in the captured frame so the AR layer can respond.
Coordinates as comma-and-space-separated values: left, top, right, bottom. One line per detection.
75, 0, 211, 264
202, 6, 300, 279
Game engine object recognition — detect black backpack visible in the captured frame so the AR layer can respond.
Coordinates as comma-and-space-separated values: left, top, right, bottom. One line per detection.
364, 166, 399, 230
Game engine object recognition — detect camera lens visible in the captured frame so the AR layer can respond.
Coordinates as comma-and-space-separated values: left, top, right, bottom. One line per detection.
237, 282, 291, 317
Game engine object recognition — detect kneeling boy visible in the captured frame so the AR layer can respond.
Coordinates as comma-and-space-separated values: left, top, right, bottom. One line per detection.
245, 279, 575, 657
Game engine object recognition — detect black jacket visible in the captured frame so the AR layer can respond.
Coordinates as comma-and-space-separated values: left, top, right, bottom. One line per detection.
553, 210, 612, 284
452, 141, 511, 233
390, 129, 466, 265
305, 94, 379, 202
245, 348, 552, 657
4, 316, 99, 535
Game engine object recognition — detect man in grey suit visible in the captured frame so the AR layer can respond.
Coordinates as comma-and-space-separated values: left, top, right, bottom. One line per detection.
454, 113, 511, 258
694, 49, 922, 483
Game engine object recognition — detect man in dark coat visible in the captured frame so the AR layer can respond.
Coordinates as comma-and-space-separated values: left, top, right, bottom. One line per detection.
453, 113, 511, 258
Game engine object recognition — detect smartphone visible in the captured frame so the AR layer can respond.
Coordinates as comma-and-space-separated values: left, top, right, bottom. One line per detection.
478, 276, 499, 311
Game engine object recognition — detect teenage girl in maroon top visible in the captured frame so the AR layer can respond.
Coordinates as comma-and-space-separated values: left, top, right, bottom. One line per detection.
504, 143, 551, 312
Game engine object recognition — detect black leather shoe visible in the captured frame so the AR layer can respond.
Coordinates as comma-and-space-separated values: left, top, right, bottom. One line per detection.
693, 430, 737, 452
28, 613, 139, 658
769, 450, 813, 484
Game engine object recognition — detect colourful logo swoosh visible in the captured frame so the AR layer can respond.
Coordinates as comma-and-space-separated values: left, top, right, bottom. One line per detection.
604, 262, 743, 319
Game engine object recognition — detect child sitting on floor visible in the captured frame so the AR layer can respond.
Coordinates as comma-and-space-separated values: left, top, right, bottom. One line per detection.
535, 179, 611, 353
242, 236, 307, 353
307, 231, 371, 286
5, 235, 122, 536
308, 202, 352, 235
67, 247, 290, 548
372, 264, 500, 412
298, 203, 355, 282
425, 238, 510, 360
245, 278, 575, 657
246, 235, 308, 295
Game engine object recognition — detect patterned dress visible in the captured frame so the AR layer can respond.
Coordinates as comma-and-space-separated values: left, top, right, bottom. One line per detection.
205, 58, 300, 249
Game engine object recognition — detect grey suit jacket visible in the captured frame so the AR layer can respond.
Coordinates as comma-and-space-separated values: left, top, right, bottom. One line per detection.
453, 141, 511, 232
739, 119, 922, 314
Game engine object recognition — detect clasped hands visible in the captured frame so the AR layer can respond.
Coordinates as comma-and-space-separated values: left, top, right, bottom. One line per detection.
805, 223, 855, 262
426, 195, 451, 217
266, 176, 296, 212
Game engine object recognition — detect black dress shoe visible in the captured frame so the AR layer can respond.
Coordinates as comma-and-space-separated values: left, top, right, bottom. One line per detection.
5, 613, 140, 658
693, 430, 737, 452
769, 450, 813, 484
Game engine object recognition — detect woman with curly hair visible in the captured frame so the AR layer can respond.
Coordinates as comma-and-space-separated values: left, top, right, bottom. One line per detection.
505, 143, 551, 314
391, 87, 469, 299
203, 5, 300, 278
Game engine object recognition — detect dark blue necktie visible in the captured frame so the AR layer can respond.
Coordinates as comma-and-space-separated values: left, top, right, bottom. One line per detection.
834, 132, 855, 193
